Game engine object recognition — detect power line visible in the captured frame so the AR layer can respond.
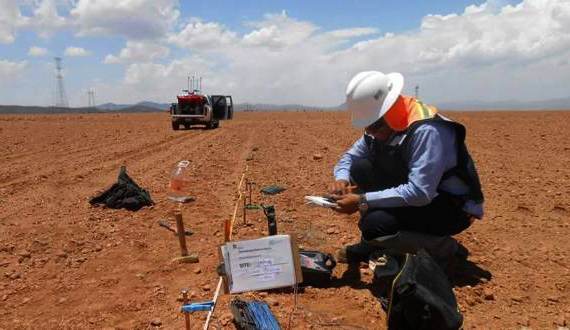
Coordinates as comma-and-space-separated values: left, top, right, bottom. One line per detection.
87, 89, 96, 107
54, 57, 69, 108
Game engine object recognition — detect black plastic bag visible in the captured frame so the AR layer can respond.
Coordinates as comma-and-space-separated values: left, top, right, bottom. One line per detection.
371, 251, 402, 310
387, 250, 463, 330
230, 299, 280, 330
299, 250, 336, 287
89, 166, 153, 211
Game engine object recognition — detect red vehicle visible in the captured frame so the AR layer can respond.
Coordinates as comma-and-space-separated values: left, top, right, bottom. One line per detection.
170, 90, 233, 130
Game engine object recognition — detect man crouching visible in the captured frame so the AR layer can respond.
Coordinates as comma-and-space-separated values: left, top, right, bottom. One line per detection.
330, 71, 484, 269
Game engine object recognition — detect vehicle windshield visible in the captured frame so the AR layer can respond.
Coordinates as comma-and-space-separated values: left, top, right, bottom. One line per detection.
179, 97, 205, 113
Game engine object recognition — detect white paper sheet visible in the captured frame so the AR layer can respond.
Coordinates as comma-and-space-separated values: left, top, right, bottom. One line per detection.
222, 235, 297, 293
304, 195, 338, 208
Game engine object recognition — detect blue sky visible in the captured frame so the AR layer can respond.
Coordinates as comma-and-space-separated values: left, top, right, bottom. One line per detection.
184, 1, 500, 33
0, 0, 568, 107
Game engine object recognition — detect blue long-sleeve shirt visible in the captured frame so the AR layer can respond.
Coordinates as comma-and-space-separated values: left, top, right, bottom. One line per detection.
333, 121, 484, 219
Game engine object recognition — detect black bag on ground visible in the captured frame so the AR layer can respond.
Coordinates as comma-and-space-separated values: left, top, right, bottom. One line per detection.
370, 251, 403, 310
386, 249, 463, 330
230, 299, 280, 330
89, 166, 153, 211
299, 250, 336, 287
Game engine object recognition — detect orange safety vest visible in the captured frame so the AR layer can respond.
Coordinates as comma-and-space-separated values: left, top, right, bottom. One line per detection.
380, 96, 484, 204
384, 95, 438, 132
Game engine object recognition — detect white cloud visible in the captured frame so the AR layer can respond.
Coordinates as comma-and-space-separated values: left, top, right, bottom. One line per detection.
3, 0, 570, 107
0, 0, 69, 43
28, 0, 67, 38
0, 59, 27, 81
124, 62, 172, 86
64, 46, 90, 57
93, 56, 214, 103
324, 27, 379, 39
242, 12, 317, 48
3, 1, 180, 43
70, 0, 179, 39
28, 46, 48, 56
330, 0, 570, 102
104, 41, 170, 64
168, 19, 237, 49
117, 0, 570, 106
0, 0, 28, 43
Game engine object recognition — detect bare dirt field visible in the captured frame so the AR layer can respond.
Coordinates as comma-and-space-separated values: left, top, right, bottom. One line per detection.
1, 111, 569, 329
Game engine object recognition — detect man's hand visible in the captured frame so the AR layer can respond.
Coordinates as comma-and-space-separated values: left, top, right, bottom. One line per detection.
329, 180, 358, 196
333, 193, 360, 214
329, 180, 349, 195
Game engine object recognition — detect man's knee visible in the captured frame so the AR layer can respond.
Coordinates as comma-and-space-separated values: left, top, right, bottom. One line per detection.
349, 158, 374, 188
358, 209, 399, 241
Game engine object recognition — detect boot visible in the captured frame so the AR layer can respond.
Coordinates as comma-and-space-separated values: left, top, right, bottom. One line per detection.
365, 231, 459, 261
336, 240, 378, 264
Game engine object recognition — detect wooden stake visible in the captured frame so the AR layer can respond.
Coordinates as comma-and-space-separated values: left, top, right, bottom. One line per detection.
224, 218, 231, 243
182, 289, 191, 330
175, 211, 189, 256
247, 181, 253, 205
242, 193, 247, 224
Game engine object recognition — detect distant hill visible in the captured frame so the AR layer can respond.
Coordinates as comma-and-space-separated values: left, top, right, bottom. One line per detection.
136, 101, 170, 110
1, 97, 567, 114
0, 105, 101, 114
97, 101, 169, 111
0, 104, 164, 114
96, 103, 130, 111
234, 103, 345, 112
0, 101, 339, 114
439, 97, 570, 111
97, 100, 342, 112
119, 105, 167, 113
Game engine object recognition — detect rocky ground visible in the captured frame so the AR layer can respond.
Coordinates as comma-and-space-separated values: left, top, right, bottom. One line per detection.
0, 111, 569, 329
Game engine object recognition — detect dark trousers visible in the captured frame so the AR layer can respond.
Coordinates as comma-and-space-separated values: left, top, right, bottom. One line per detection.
351, 159, 471, 241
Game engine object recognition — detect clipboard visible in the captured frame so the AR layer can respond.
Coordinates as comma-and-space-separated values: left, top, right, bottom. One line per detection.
219, 235, 302, 294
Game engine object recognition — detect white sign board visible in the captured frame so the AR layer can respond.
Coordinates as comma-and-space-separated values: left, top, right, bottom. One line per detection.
221, 235, 300, 293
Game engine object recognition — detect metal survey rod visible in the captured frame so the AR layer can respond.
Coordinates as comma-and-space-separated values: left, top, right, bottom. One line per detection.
263, 205, 277, 235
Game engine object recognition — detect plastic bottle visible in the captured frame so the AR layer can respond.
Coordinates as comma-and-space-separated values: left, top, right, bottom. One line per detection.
168, 160, 192, 202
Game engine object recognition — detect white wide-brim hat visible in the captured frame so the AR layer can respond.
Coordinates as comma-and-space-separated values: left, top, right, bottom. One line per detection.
345, 71, 404, 128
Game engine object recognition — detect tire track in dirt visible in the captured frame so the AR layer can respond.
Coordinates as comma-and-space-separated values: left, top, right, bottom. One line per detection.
104, 121, 254, 195
0, 120, 252, 229
0, 135, 130, 163
0, 129, 222, 224
0, 129, 226, 224
1, 116, 188, 172
0, 150, 41, 162
170, 122, 257, 214
0, 129, 218, 194
1, 128, 193, 179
